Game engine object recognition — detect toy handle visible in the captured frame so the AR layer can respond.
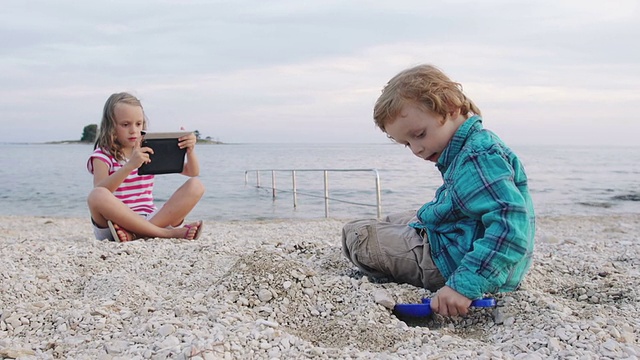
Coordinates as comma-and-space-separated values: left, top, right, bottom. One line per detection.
422, 297, 496, 308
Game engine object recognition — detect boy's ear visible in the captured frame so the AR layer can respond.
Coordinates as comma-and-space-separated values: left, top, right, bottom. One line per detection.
447, 107, 462, 120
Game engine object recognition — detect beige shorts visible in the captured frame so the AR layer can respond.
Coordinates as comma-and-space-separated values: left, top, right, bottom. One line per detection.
342, 210, 445, 291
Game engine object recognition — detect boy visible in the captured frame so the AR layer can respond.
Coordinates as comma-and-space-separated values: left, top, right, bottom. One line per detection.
342, 64, 535, 316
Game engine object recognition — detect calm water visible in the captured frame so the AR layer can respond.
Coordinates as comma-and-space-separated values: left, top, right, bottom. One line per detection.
1, 143, 639, 221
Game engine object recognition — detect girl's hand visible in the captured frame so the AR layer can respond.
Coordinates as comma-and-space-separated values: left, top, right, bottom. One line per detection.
430, 286, 472, 316
129, 140, 153, 169
178, 132, 197, 154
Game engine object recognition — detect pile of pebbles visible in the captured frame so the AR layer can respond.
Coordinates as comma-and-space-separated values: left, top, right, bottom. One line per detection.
0, 215, 638, 359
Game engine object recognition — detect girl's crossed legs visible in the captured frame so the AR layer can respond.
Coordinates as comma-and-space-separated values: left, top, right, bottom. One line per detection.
88, 177, 205, 241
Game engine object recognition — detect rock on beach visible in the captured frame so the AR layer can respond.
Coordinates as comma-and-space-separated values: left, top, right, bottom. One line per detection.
0, 215, 639, 359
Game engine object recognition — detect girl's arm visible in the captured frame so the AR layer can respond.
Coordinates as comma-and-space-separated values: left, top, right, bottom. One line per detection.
92, 146, 150, 190
179, 133, 200, 177
91, 158, 135, 192
92, 158, 138, 190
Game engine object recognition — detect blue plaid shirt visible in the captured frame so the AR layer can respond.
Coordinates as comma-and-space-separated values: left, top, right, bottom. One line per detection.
412, 115, 535, 299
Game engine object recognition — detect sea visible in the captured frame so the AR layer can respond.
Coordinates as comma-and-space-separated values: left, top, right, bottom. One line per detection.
1, 143, 639, 221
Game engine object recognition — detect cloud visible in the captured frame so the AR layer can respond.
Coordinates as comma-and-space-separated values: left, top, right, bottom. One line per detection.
0, 0, 638, 145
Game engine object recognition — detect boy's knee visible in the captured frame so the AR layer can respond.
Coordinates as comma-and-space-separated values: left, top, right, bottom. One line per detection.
341, 220, 370, 256
341, 222, 356, 258
342, 220, 381, 274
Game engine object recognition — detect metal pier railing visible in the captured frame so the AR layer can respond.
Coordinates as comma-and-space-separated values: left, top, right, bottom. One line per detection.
244, 168, 382, 218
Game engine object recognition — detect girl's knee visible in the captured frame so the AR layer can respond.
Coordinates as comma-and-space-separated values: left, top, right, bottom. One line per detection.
185, 177, 205, 196
87, 187, 112, 207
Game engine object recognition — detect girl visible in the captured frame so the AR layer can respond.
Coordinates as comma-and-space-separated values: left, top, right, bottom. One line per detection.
87, 92, 205, 242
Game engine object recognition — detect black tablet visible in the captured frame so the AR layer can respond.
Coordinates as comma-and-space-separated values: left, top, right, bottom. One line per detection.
138, 131, 191, 175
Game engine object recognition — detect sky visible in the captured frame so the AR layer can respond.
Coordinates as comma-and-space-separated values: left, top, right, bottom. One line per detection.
1, 0, 639, 146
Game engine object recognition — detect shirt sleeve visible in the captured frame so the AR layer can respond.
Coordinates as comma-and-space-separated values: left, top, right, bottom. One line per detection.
87, 151, 112, 174
445, 148, 532, 299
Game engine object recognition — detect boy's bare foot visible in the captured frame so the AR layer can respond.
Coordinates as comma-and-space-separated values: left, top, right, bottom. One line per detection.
182, 220, 204, 240
107, 220, 137, 242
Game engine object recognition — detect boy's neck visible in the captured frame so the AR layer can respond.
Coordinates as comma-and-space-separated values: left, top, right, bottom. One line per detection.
449, 113, 468, 129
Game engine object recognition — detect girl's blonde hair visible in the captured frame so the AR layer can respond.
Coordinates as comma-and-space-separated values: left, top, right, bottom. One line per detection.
94, 92, 148, 161
373, 64, 481, 132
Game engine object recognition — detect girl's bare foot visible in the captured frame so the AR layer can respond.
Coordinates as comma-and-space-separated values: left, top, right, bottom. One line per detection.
181, 220, 203, 240
108, 220, 137, 242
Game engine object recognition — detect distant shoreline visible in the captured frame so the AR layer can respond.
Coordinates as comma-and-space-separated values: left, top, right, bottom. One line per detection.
3, 141, 395, 146
2, 141, 393, 145
42, 139, 225, 145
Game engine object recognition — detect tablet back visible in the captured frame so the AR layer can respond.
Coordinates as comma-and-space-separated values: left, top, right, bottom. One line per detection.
138, 132, 190, 175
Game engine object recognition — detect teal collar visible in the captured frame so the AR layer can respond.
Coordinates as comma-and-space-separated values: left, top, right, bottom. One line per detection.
436, 115, 483, 172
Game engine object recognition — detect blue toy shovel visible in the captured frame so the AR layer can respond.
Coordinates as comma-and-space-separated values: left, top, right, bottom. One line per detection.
394, 297, 496, 317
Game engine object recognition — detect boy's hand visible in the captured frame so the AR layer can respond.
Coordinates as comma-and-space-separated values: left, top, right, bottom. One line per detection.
430, 286, 472, 316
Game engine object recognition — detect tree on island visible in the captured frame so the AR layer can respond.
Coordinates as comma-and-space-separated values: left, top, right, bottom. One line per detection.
81, 124, 98, 143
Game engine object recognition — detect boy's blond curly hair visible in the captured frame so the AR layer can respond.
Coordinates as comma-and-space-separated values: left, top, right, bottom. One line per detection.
373, 64, 481, 132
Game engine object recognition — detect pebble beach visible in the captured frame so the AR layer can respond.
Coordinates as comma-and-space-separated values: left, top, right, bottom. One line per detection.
1, 215, 639, 359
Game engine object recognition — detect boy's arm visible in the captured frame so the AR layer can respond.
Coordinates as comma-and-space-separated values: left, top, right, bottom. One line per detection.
430, 286, 472, 316
446, 150, 532, 299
